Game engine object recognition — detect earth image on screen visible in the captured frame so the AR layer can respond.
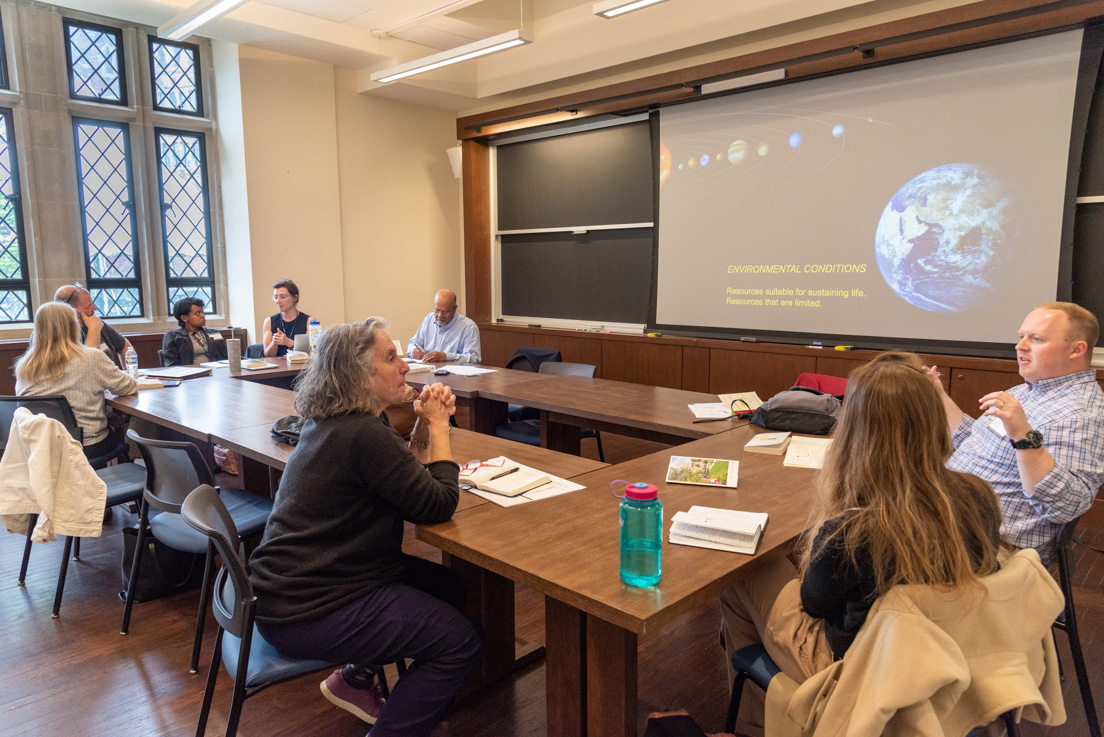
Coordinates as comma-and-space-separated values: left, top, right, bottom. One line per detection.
874, 163, 1012, 313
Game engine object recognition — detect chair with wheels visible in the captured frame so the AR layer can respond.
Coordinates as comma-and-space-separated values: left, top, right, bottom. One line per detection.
2, 396, 146, 617
1052, 518, 1102, 737
120, 430, 273, 673
504, 346, 562, 421
181, 484, 396, 737
494, 362, 604, 461
793, 372, 848, 396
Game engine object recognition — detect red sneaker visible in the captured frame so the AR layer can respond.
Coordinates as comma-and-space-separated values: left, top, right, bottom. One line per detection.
320, 669, 385, 724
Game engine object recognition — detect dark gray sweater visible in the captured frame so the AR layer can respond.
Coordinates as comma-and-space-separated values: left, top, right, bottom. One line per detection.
250, 412, 459, 624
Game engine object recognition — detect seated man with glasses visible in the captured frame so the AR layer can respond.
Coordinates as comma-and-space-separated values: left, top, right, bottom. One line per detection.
407, 289, 481, 364
54, 282, 133, 369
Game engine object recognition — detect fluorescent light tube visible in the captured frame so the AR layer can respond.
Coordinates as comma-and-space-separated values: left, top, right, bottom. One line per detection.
159, 0, 247, 41
593, 0, 669, 19
371, 29, 531, 84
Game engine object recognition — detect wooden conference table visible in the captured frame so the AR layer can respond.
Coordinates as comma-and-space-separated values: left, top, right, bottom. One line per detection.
108, 362, 816, 737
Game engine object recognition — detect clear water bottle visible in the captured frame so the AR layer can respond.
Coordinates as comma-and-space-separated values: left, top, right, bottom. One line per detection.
308, 318, 321, 349
124, 346, 138, 379
612, 481, 662, 587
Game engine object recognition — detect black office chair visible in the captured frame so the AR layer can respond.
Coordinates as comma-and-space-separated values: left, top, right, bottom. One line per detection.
157, 349, 167, 367
504, 346, 562, 421
1, 396, 145, 617
121, 430, 273, 673
494, 362, 604, 461
725, 643, 1019, 736
1052, 518, 1102, 737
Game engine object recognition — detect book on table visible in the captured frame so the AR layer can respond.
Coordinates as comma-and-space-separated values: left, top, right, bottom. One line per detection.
142, 366, 211, 379
665, 455, 738, 487
135, 376, 164, 390
669, 505, 769, 554
285, 350, 309, 364
405, 363, 435, 374
783, 436, 833, 469
458, 456, 551, 497
744, 432, 792, 456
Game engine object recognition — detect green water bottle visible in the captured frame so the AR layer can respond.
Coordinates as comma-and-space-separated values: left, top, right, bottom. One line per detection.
612, 481, 662, 587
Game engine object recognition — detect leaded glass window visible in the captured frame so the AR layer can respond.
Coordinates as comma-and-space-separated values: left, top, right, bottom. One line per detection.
150, 38, 202, 116
64, 19, 126, 105
73, 118, 142, 317
156, 129, 214, 312
0, 109, 29, 323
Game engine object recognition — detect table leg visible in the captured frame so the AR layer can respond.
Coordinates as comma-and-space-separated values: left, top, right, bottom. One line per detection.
240, 455, 276, 496
467, 397, 507, 435
541, 411, 581, 455
586, 614, 638, 737
447, 555, 544, 694
546, 598, 587, 737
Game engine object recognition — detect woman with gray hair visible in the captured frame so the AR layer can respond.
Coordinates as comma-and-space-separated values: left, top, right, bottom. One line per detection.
248, 320, 481, 737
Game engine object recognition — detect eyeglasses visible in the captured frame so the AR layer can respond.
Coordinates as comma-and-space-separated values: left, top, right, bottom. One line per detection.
64, 282, 86, 307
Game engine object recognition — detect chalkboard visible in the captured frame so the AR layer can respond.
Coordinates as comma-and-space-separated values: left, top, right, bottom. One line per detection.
496, 119, 653, 231
495, 116, 656, 326
500, 230, 653, 323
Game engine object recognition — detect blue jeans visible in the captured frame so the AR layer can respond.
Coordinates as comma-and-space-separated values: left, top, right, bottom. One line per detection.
257, 556, 483, 737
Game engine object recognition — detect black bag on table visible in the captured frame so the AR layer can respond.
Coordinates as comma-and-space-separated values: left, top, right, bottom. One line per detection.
750, 386, 842, 435
271, 415, 306, 446
120, 525, 205, 603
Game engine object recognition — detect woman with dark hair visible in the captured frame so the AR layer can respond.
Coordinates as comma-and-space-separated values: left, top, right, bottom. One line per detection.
161, 297, 228, 366
15, 301, 137, 460
262, 279, 309, 357
717, 358, 1005, 732
249, 319, 481, 737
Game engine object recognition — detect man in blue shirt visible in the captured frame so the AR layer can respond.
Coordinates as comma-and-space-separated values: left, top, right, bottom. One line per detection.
934, 302, 1104, 563
408, 289, 481, 364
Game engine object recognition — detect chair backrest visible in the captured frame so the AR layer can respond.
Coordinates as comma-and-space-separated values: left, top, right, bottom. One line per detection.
794, 372, 848, 396
505, 346, 562, 372
127, 429, 215, 514
181, 484, 252, 638
538, 361, 596, 378
157, 349, 167, 367
244, 343, 264, 359
1, 395, 82, 442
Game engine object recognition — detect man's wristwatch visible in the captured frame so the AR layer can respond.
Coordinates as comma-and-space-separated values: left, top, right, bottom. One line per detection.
1010, 429, 1044, 450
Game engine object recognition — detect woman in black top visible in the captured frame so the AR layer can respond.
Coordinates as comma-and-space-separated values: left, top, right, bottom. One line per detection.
249, 320, 481, 737
262, 279, 309, 357
719, 356, 1003, 728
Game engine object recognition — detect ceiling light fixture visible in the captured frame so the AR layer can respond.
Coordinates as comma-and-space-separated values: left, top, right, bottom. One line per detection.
159, 0, 248, 41
593, 0, 669, 19
370, 29, 531, 84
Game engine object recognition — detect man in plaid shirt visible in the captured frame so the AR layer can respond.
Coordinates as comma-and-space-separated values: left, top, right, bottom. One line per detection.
935, 302, 1104, 563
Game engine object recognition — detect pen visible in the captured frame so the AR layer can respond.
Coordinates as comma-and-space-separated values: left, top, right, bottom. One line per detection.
489, 467, 520, 480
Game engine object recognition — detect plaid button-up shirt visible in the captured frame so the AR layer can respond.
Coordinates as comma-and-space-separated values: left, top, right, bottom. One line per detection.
948, 370, 1104, 563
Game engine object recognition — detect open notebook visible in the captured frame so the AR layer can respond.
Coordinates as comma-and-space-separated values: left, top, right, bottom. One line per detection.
458, 456, 551, 497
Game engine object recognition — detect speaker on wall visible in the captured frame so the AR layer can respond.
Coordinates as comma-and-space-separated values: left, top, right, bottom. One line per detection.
447, 145, 462, 179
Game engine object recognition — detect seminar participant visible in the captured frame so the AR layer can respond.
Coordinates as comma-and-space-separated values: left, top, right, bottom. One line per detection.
407, 289, 481, 364
717, 359, 1005, 733
15, 302, 137, 460
54, 283, 133, 367
249, 320, 482, 737
263, 279, 310, 357
934, 302, 1104, 563
161, 297, 228, 366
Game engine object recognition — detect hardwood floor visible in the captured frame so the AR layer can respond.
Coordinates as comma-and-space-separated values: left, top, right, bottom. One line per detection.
1, 433, 1101, 737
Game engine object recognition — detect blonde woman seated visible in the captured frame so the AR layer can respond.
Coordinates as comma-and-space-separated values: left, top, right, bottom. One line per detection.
719, 359, 1004, 733
15, 302, 137, 461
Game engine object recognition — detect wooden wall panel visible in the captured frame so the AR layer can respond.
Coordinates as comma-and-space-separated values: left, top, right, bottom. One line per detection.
947, 367, 1021, 418
534, 334, 603, 374
681, 346, 710, 392
602, 341, 682, 388
1, 342, 23, 395
709, 350, 816, 398
813, 355, 864, 380
463, 140, 493, 324
481, 328, 533, 367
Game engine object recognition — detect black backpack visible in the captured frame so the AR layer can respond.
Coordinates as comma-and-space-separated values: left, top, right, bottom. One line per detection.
750, 386, 841, 435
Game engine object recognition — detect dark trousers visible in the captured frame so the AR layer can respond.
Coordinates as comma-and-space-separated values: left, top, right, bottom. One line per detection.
257, 555, 483, 737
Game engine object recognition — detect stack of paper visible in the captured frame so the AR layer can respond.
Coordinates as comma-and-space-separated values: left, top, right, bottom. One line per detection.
285, 350, 309, 364
669, 506, 769, 554
744, 432, 792, 456
718, 391, 764, 412
783, 436, 833, 469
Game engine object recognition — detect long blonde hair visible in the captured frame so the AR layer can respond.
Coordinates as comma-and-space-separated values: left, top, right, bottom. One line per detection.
797, 359, 1002, 593
15, 302, 84, 385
